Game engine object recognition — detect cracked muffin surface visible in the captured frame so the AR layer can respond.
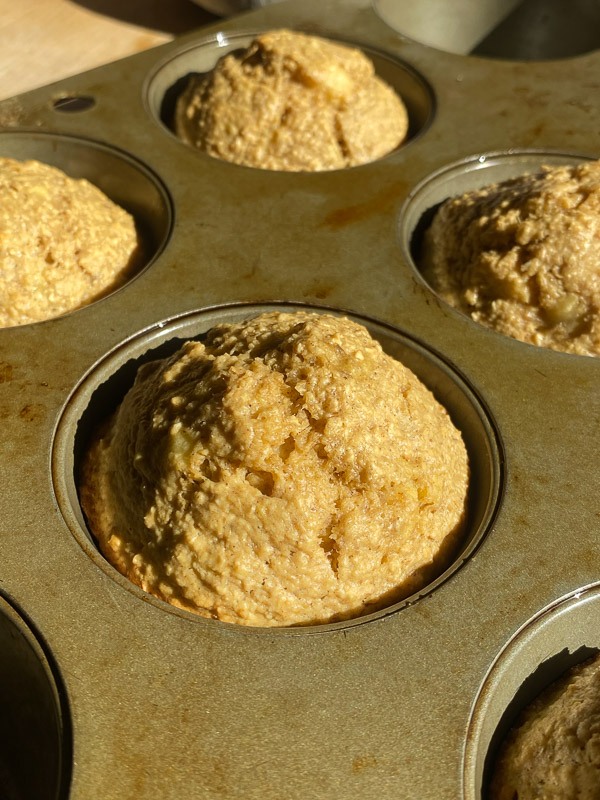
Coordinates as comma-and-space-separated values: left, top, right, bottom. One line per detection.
79, 311, 468, 627
174, 29, 409, 171
422, 160, 600, 356
490, 654, 600, 800
0, 157, 141, 327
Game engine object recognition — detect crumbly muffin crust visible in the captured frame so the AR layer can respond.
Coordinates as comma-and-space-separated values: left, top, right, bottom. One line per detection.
422, 160, 600, 356
0, 157, 141, 327
175, 29, 409, 172
80, 312, 469, 627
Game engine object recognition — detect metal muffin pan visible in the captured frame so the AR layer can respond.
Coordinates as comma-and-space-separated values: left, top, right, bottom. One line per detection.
0, 0, 599, 797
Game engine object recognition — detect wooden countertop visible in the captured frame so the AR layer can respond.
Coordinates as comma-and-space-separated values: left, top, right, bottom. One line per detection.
1, 0, 220, 101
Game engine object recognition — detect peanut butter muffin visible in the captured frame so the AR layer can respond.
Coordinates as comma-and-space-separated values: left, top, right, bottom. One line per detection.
490, 654, 600, 799
79, 311, 469, 627
422, 160, 600, 356
0, 157, 141, 327
174, 29, 409, 171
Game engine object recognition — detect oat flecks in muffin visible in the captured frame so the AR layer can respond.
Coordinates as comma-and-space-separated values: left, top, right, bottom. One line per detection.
490, 653, 600, 799
422, 160, 600, 356
175, 29, 409, 172
80, 311, 469, 627
0, 157, 141, 327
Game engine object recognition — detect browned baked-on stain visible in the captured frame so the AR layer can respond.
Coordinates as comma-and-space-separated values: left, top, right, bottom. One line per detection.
511, 86, 551, 110
523, 122, 545, 143
0, 362, 13, 383
18, 403, 45, 422
352, 754, 379, 774
241, 262, 259, 281
566, 99, 593, 115
320, 181, 406, 231
308, 283, 335, 300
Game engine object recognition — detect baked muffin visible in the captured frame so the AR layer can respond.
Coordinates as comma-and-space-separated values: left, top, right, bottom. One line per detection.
422, 160, 600, 356
489, 654, 600, 799
175, 29, 409, 171
79, 311, 469, 627
0, 157, 142, 327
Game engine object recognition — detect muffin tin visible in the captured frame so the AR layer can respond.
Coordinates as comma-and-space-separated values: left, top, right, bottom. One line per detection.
1, 1, 599, 797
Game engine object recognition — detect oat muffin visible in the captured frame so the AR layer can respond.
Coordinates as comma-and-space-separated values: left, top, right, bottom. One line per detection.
79, 311, 469, 627
489, 654, 600, 799
174, 29, 409, 171
422, 160, 600, 356
0, 157, 141, 327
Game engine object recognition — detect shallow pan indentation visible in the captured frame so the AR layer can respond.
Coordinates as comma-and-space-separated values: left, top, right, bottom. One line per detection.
0, 593, 70, 800
52, 302, 502, 632
464, 584, 600, 799
0, 130, 173, 321
144, 31, 435, 165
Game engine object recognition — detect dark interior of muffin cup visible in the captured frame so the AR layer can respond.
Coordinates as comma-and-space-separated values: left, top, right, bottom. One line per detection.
0, 130, 172, 297
148, 32, 435, 154
0, 595, 70, 800
407, 199, 443, 267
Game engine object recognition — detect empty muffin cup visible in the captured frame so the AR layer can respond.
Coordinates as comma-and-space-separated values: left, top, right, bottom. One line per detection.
0, 593, 69, 800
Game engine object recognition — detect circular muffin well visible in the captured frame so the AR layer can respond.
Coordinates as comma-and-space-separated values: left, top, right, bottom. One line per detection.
401, 149, 598, 355
53, 303, 502, 631
0, 130, 173, 322
0, 593, 70, 800
145, 31, 435, 167
464, 584, 600, 799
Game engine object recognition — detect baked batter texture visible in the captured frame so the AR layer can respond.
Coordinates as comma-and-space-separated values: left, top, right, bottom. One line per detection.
0, 157, 141, 327
422, 160, 600, 356
490, 654, 600, 799
80, 311, 469, 627
175, 29, 409, 171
